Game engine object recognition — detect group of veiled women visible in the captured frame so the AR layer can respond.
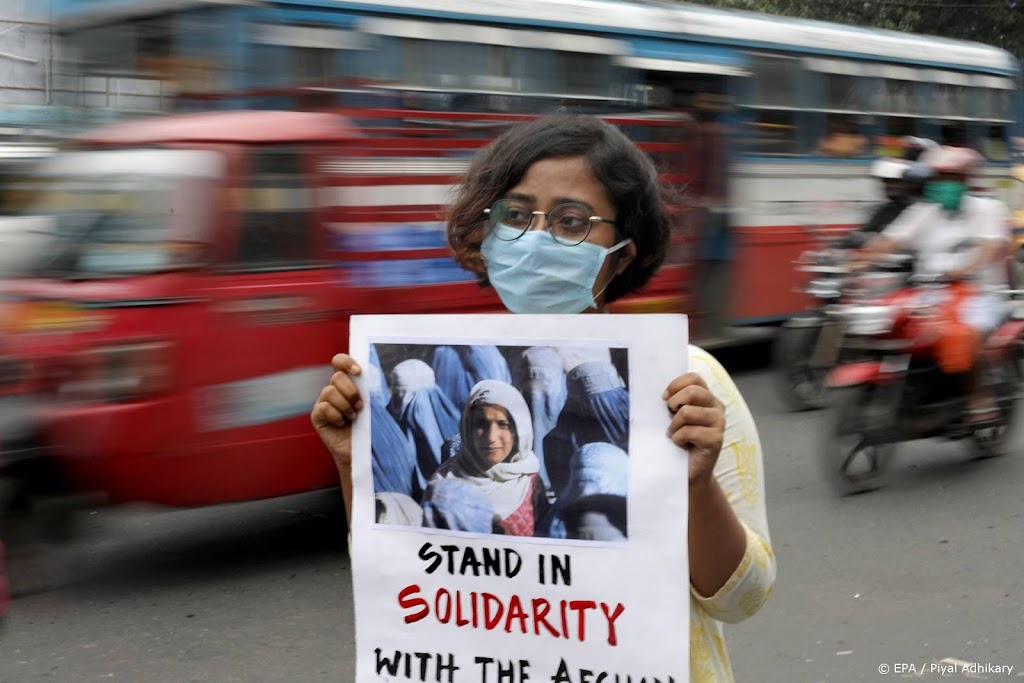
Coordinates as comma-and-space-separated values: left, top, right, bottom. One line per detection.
368, 343, 629, 541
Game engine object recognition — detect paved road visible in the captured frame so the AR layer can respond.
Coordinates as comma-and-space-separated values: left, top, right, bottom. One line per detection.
2, 350, 1023, 682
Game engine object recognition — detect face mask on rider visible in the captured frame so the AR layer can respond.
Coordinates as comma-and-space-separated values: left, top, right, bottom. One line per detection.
924, 180, 967, 212
481, 224, 632, 314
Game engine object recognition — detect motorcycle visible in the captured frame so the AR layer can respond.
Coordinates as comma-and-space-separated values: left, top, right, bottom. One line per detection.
821, 274, 1024, 495
775, 243, 912, 411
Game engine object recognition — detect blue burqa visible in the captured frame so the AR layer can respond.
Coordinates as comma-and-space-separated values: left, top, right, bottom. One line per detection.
542, 441, 629, 539
432, 345, 511, 408
512, 346, 567, 492
542, 360, 629, 498
364, 364, 418, 498
389, 359, 461, 489
421, 477, 496, 533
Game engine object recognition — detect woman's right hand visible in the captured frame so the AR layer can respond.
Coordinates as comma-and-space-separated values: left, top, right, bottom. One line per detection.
311, 353, 365, 470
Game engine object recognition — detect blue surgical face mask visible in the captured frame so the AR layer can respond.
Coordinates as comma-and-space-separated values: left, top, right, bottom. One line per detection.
481, 224, 632, 314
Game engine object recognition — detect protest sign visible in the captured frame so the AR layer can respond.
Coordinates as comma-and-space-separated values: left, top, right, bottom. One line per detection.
350, 314, 689, 683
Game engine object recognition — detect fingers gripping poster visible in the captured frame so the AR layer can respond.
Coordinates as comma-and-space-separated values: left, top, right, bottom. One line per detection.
350, 314, 689, 683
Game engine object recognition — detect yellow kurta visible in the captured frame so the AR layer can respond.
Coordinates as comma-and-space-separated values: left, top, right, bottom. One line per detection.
688, 346, 777, 682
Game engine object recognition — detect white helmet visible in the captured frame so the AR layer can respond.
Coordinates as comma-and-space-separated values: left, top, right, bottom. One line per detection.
918, 145, 984, 176
870, 158, 909, 180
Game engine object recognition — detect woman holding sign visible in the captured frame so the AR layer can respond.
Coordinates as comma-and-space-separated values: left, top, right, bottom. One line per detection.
312, 114, 775, 682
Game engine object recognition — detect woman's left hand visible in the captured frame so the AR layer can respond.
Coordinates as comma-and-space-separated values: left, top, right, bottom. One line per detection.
663, 372, 726, 485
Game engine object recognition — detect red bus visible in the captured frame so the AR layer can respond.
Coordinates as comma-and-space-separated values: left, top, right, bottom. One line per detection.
0, 108, 691, 510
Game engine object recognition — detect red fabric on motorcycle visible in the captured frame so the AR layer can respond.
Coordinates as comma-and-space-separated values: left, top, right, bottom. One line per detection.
935, 282, 978, 374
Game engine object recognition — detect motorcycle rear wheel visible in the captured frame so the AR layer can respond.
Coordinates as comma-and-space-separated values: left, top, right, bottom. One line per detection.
774, 319, 832, 412
822, 386, 894, 495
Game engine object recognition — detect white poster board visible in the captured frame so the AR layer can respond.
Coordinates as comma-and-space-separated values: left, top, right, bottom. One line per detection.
350, 314, 689, 683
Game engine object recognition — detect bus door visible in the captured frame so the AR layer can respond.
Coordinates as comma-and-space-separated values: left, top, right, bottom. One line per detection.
633, 66, 740, 340
193, 143, 344, 502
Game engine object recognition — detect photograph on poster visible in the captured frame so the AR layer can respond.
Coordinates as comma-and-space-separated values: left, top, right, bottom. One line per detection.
366, 342, 629, 543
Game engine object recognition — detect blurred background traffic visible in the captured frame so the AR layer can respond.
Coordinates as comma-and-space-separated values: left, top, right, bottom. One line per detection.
1, 1, 1024, 672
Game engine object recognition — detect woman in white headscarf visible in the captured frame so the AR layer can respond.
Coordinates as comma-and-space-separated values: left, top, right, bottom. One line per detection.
430, 380, 548, 537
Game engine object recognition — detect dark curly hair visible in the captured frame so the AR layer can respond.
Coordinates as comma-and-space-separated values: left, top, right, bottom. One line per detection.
446, 113, 671, 304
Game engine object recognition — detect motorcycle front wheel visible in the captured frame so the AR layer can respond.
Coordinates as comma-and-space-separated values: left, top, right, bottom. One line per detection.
822, 386, 894, 495
774, 317, 833, 412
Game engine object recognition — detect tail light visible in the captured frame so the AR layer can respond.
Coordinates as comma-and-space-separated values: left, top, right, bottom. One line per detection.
59, 341, 174, 403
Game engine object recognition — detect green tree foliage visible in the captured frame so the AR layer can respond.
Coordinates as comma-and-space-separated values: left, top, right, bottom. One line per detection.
685, 0, 1024, 57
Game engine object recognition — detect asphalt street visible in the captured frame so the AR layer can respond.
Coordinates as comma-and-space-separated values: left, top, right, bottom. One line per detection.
1, 346, 1022, 682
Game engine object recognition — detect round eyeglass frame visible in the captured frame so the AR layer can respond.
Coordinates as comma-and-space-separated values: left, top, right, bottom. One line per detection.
483, 198, 617, 246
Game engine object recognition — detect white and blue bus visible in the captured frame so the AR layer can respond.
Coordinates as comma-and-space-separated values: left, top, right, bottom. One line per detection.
48, 0, 1024, 327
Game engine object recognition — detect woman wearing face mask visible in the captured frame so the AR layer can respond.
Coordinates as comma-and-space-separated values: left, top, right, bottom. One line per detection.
429, 380, 547, 537
312, 113, 775, 682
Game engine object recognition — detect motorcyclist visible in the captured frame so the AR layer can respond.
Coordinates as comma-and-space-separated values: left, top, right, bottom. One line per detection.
838, 158, 915, 250
839, 138, 934, 250
858, 145, 1012, 420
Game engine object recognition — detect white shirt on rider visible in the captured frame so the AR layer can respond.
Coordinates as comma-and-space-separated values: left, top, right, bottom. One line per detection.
881, 194, 1011, 290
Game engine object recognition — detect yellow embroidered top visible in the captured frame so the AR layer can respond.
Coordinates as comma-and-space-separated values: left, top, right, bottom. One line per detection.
688, 346, 777, 682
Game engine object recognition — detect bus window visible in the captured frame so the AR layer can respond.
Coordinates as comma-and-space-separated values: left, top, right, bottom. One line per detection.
557, 52, 610, 97
250, 43, 292, 88
748, 110, 798, 156
938, 83, 969, 118
816, 114, 867, 158
966, 86, 1012, 161
814, 73, 869, 158
399, 39, 456, 89
825, 72, 860, 112
885, 78, 917, 114
867, 75, 925, 155
745, 54, 800, 156
941, 121, 969, 147
248, 22, 372, 89
234, 149, 316, 270
989, 88, 1011, 122
980, 124, 1009, 161
293, 45, 334, 85
874, 115, 917, 157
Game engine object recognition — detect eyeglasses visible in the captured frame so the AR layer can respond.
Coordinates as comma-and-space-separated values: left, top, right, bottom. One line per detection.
483, 198, 616, 246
